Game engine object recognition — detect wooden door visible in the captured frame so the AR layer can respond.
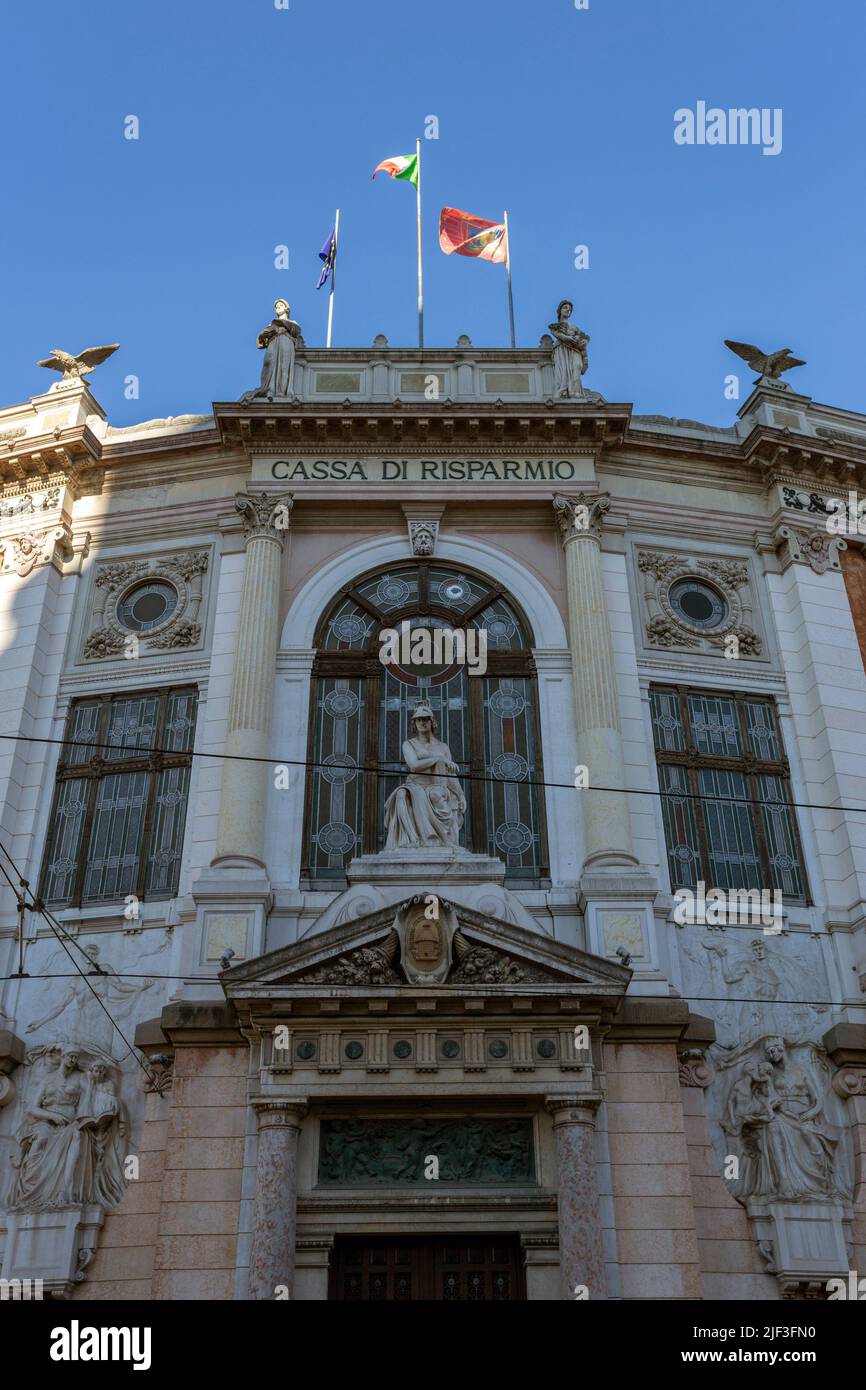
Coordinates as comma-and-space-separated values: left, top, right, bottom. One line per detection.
330, 1235, 525, 1301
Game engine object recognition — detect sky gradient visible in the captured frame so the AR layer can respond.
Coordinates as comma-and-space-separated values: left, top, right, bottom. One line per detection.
2, 0, 864, 427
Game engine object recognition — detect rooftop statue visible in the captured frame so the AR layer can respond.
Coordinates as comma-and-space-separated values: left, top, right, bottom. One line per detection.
37, 344, 119, 384
240, 299, 302, 403
548, 299, 589, 399
724, 339, 806, 383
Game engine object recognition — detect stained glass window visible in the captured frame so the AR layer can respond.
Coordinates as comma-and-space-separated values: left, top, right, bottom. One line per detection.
305, 562, 548, 885
650, 685, 808, 902
41, 687, 197, 907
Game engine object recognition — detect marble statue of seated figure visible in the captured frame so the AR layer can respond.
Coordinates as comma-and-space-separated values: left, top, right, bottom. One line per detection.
384, 704, 467, 850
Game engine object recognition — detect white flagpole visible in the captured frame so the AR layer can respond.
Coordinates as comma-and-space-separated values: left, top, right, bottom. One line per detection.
504, 209, 515, 350
416, 138, 424, 349
326, 207, 340, 350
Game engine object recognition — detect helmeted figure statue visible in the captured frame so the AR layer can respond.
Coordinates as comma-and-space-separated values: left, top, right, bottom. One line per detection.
384, 703, 466, 849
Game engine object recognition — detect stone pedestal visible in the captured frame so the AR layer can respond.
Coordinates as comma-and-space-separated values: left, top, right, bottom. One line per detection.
546, 1095, 607, 1300
248, 1100, 307, 1301
0, 1205, 105, 1298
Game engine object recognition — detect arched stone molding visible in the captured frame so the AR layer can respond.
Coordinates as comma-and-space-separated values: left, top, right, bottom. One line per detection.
268, 532, 579, 895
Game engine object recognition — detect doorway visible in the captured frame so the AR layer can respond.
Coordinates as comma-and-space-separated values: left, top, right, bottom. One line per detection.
330, 1235, 526, 1301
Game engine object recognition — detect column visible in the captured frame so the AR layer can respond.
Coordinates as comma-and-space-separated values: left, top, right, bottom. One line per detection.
248, 1100, 307, 1301
213, 492, 292, 868
546, 1095, 607, 1300
553, 492, 635, 867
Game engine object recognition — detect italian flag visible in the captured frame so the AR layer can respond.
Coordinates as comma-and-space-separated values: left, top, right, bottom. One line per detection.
372, 153, 419, 189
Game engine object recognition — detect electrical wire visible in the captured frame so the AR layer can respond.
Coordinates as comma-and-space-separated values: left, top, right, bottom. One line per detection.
0, 730, 863, 818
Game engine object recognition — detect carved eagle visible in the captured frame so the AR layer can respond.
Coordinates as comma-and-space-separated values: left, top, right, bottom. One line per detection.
37, 344, 119, 381
723, 340, 806, 380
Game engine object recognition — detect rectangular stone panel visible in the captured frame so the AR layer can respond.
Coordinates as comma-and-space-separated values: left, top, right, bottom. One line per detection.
317, 1117, 535, 1186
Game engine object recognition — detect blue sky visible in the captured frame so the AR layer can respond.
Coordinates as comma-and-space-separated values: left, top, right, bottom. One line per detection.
1, 0, 864, 426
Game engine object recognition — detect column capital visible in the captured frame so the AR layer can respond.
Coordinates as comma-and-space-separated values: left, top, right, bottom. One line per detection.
252, 1098, 308, 1131
553, 491, 610, 546
545, 1093, 603, 1126
235, 491, 293, 545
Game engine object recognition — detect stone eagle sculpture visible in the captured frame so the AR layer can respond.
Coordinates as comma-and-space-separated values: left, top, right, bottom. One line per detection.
723, 340, 806, 381
37, 344, 119, 382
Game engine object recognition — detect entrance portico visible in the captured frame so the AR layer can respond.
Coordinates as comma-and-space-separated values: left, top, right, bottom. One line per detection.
221, 902, 631, 1300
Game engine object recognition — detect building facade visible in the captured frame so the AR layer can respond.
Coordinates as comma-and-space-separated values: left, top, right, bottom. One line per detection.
1, 311, 865, 1301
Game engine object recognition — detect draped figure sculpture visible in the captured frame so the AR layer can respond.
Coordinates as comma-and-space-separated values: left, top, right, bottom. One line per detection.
241, 299, 302, 402
9, 1048, 127, 1211
549, 299, 589, 399
384, 703, 467, 850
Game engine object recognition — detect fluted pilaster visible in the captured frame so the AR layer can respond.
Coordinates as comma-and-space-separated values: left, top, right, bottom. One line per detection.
553, 493, 636, 868
214, 492, 292, 867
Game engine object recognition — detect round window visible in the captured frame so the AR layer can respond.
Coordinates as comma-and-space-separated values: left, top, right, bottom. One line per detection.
669, 579, 727, 631
117, 580, 179, 633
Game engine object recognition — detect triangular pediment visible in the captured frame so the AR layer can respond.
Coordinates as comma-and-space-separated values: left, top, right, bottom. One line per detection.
221, 897, 631, 1002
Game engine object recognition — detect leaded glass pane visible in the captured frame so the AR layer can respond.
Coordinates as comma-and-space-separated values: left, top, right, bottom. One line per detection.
105, 695, 159, 759
650, 690, 686, 753
308, 678, 365, 877
699, 768, 762, 891
745, 701, 781, 761
658, 764, 701, 890
66, 701, 102, 765
43, 778, 90, 903
473, 596, 527, 651
322, 596, 378, 651
427, 568, 492, 614
163, 689, 198, 752
81, 771, 150, 903
145, 765, 191, 897
757, 773, 806, 900
483, 677, 541, 878
355, 570, 419, 614
688, 695, 742, 757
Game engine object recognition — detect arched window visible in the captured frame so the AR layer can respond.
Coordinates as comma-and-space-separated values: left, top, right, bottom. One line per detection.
303, 562, 549, 886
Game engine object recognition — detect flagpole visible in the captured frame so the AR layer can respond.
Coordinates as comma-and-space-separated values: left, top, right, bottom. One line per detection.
326, 207, 340, 349
416, 137, 424, 349
504, 209, 515, 350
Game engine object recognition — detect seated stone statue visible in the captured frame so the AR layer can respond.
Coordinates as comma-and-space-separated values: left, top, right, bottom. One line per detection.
384, 703, 466, 850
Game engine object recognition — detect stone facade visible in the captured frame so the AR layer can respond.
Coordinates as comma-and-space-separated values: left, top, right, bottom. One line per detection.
0, 333, 865, 1300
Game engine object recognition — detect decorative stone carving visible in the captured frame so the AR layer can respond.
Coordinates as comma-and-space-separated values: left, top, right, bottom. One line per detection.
636, 546, 762, 657
293, 932, 400, 986
8, 1047, 128, 1212
140, 1052, 175, 1097
318, 1117, 534, 1185
83, 549, 210, 660
408, 519, 438, 556
450, 932, 555, 984
552, 491, 610, 544
3, 525, 71, 577
718, 1037, 849, 1203
235, 491, 293, 543
383, 702, 466, 850
723, 340, 806, 386
679, 932, 832, 1049
0, 486, 60, 518
394, 895, 457, 986
773, 524, 846, 575
23, 940, 164, 1057
678, 1049, 713, 1088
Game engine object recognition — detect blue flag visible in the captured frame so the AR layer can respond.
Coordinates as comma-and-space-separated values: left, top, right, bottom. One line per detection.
316, 228, 336, 289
